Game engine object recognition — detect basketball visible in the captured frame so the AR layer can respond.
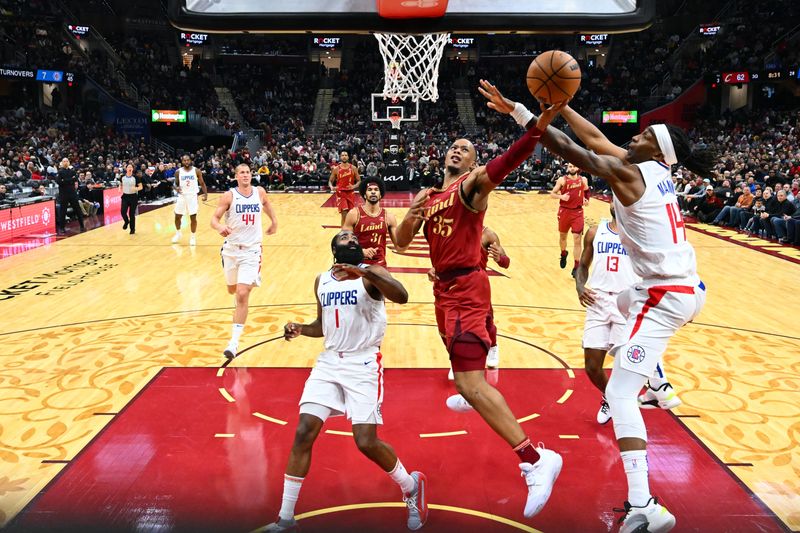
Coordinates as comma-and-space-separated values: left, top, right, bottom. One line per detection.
526, 50, 582, 104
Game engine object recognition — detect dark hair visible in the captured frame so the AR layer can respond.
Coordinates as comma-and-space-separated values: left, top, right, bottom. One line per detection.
666, 124, 717, 178
359, 176, 385, 199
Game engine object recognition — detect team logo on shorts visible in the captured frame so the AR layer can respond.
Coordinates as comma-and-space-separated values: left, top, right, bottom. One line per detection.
626, 344, 646, 364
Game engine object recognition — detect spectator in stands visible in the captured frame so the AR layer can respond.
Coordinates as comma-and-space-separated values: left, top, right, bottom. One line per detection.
0, 184, 6, 202
697, 186, 725, 223
714, 184, 753, 226
770, 190, 797, 242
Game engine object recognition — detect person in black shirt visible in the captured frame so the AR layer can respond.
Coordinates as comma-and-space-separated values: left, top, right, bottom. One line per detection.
56, 158, 85, 233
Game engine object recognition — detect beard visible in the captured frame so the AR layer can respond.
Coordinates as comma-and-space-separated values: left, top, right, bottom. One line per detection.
367, 195, 380, 204
334, 243, 364, 265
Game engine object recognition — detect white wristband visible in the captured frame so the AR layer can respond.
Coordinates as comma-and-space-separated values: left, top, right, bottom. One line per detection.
511, 102, 534, 127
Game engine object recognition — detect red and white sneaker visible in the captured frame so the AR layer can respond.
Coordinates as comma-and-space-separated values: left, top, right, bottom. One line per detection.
404, 471, 428, 530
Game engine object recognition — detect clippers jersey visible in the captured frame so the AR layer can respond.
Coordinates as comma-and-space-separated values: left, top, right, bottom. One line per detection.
588, 220, 640, 293
560, 174, 584, 209
336, 163, 356, 192
317, 269, 386, 354
423, 173, 485, 272
612, 161, 698, 282
355, 206, 387, 266
224, 187, 263, 247
177, 166, 200, 194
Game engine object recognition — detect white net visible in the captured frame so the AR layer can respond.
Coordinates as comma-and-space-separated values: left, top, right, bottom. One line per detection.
374, 32, 450, 102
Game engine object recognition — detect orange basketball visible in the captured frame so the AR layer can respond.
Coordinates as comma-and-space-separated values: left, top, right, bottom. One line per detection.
526, 50, 582, 105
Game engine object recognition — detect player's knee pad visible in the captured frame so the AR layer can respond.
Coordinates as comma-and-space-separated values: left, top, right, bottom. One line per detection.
606, 368, 648, 442
449, 332, 488, 373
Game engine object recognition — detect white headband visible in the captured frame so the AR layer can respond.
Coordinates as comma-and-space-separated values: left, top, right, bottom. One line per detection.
651, 124, 678, 167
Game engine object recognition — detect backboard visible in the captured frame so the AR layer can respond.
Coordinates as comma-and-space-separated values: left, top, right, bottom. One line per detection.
169, 1, 656, 34
371, 93, 419, 122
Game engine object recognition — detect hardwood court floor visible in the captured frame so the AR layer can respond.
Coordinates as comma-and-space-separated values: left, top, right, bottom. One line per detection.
0, 192, 798, 530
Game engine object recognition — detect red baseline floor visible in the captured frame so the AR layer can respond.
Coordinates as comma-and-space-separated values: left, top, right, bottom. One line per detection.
9, 368, 785, 533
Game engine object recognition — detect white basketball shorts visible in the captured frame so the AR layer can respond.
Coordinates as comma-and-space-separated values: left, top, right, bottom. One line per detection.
610, 281, 706, 377
221, 243, 262, 287
174, 193, 199, 215
299, 349, 384, 425
583, 289, 627, 351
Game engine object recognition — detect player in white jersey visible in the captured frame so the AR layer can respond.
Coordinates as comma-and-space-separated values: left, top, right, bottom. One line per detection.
210, 163, 277, 360
575, 205, 683, 427
172, 154, 208, 246
263, 230, 427, 532
481, 85, 715, 532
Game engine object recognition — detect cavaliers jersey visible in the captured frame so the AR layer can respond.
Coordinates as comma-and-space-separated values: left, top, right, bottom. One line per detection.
423, 173, 485, 272
336, 163, 356, 192
317, 268, 386, 354
177, 166, 200, 195
560, 174, 584, 209
588, 220, 640, 293
224, 187, 263, 247
355, 206, 387, 267
612, 161, 698, 282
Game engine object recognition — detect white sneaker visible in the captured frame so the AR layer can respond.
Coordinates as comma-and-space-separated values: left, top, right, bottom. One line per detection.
403, 471, 428, 530
189, 234, 196, 246
617, 497, 676, 533
445, 394, 474, 413
447, 367, 454, 380
486, 344, 500, 368
223, 342, 238, 360
261, 517, 298, 531
639, 383, 682, 410
520, 447, 563, 518
171, 231, 181, 244
597, 397, 611, 424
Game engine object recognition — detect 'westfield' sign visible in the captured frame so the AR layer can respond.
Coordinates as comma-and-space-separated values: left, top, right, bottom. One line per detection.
0, 201, 56, 242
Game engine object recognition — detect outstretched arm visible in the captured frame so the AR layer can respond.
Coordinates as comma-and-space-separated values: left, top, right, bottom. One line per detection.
561, 105, 627, 160
479, 81, 643, 205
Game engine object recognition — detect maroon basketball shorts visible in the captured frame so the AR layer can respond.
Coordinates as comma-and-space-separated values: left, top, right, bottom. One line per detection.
336, 191, 356, 212
433, 268, 492, 371
558, 206, 585, 234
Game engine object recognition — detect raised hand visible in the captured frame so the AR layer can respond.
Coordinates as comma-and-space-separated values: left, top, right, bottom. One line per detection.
478, 79, 516, 114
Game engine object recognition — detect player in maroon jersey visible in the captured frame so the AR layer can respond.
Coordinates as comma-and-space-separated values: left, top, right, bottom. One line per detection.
329, 151, 361, 225
550, 162, 589, 277
430, 225, 509, 379
396, 80, 564, 519
342, 177, 405, 267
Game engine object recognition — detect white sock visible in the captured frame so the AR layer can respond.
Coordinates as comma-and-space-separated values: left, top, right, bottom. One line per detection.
230, 323, 244, 345
174, 230, 181, 236
278, 474, 304, 521
648, 363, 668, 389
388, 459, 416, 495
191, 230, 196, 235
620, 450, 650, 507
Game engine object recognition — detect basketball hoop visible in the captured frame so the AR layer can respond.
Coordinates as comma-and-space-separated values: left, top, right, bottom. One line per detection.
374, 32, 450, 102
388, 113, 402, 130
